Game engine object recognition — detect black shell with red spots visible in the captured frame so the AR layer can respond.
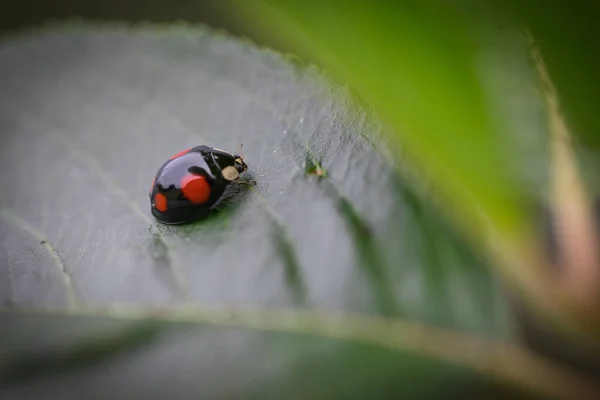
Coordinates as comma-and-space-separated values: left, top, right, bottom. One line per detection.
149, 145, 247, 224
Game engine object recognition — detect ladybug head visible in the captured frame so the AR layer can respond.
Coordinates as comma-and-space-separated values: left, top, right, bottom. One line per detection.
212, 144, 248, 181
233, 155, 247, 173
232, 143, 247, 173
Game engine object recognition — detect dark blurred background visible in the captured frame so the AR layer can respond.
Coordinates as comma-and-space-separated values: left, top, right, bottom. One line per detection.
1, 0, 228, 33
0, 0, 299, 58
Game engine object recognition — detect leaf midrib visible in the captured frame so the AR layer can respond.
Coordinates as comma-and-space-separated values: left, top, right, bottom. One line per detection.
1, 305, 597, 400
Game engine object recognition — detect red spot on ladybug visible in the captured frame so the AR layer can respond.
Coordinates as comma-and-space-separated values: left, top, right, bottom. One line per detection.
169, 147, 192, 160
180, 174, 211, 204
154, 192, 168, 212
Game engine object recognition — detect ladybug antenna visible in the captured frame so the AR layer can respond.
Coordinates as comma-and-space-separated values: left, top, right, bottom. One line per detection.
239, 143, 244, 160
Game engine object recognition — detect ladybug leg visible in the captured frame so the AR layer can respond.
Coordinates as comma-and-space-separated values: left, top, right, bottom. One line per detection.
234, 178, 256, 186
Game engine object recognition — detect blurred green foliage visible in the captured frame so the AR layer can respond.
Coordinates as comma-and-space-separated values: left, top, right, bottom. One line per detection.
499, 0, 600, 150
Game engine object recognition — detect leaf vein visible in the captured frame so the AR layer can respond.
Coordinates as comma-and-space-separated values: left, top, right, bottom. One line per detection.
0, 207, 79, 309
249, 187, 308, 305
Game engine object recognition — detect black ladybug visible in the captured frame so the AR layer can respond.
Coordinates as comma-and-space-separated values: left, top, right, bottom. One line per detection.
149, 144, 248, 224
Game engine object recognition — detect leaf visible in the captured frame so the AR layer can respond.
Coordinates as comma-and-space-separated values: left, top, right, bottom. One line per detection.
0, 22, 596, 398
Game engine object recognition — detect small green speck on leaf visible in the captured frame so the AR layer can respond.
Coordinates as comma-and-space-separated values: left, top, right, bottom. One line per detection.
304, 155, 327, 178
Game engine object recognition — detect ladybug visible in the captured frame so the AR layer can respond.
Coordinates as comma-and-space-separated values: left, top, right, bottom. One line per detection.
149, 144, 248, 224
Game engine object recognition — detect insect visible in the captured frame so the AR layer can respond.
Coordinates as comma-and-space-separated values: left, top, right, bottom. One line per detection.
149, 144, 248, 224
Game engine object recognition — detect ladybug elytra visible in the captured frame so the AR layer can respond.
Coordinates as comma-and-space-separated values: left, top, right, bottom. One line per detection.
149, 144, 248, 224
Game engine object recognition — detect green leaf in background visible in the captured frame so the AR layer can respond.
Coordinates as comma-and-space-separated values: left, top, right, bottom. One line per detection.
499, 0, 600, 152
1, 22, 597, 398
